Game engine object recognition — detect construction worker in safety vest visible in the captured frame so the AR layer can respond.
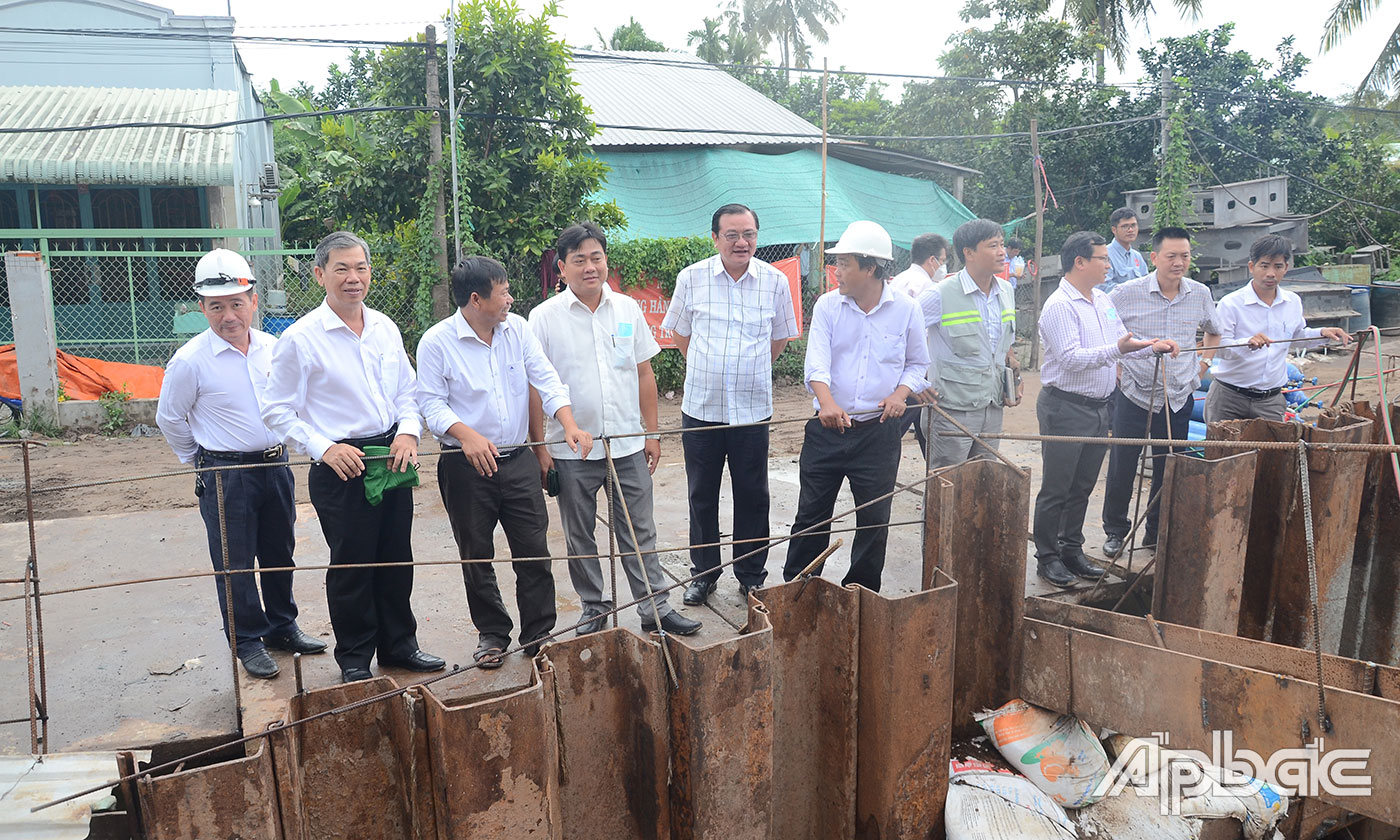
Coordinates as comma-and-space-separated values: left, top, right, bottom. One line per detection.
916, 218, 1022, 469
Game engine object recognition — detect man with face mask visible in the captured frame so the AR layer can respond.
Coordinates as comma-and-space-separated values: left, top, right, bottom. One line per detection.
890, 233, 949, 299
157, 249, 326, 680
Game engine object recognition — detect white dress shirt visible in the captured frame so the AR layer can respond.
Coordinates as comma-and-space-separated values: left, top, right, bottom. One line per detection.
156, 328, 283, 463
528, 285, 659, 460
417, 311, 570, 451
804, 284, 931, 420
660, 255, 800, 424
890, 263, 935, 298
1039, 279, 1144, 400
261, 301, 422, 459
1211, 283, 1324, 390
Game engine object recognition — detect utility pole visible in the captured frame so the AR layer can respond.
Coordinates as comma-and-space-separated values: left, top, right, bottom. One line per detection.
1029, 117, 1044, 370
426, 25, 451, 320
447, 14, 463, 266
1158, 64, 1172, 185
818, 57, 828, 293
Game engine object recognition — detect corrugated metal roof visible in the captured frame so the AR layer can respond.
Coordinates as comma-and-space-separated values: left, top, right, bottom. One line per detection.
0, 751, 150, 839
570, 50, 823, 147
0, 86, 238, 185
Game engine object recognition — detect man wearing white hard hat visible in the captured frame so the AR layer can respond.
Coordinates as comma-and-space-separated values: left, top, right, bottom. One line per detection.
156, 249, 326, 680
782, 221, 930, 591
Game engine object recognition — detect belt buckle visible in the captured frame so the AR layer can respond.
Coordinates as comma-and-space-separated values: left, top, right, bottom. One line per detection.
263, 443, 284, 461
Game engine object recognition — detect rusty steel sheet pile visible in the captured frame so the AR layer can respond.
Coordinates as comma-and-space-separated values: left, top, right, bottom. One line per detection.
1154, 450, 1257, 634
131, 575, 958, 839
1206, 416, 1372, 652
1021, 598, 1400, 825
922, 459, 1030, 735
1340, 400, 1400, 665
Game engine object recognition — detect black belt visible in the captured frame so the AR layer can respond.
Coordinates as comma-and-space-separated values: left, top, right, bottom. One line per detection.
198, 443, 286, 463
442, 444, 528, 460
1044, 386, 1111, 408
1217, 380, 1283, 399
338, 425, 399, 449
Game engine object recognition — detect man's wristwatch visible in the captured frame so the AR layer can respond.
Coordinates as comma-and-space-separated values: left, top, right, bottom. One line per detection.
645, 432, 661, 441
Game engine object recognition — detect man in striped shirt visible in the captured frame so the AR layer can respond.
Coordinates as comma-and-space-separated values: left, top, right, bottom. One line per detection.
1101, 227, 1216, 558
1033, 232, 1177, 588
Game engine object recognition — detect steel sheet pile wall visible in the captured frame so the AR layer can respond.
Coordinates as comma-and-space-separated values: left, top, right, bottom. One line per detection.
1020, 598, 1400, 824
922, 459, 1030, 732
1341, 400, 1400, 664
1206, 416, 1372, 651
1154, 451, 1257, 633
133, 577, 957, 839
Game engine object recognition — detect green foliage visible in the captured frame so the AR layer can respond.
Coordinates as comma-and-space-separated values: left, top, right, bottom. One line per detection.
607, 237, 716, 296
1320, 0, 1400, 98
687, 17, 727, 63
0, 405, 62, 439
650, 348, 687, 393
740, 70, 891, 136
597, 17, 667, 51
1154, 95, 1196, 228
645, 339, 807, 394
728, 0, 842, 79
98, 387, 132, 435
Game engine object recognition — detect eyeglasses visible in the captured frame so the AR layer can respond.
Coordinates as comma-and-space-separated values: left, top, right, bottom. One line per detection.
194, 273, 254, 288
1090, 255, 1112, 263
720, 230, 759, 243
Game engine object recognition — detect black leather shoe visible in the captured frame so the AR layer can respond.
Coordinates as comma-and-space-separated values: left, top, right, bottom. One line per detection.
1036, 559, 1077, 588
264, 627, 328, 654
738, 583, 760, 599
380, 650, 446, 672
1062, 553, 1107, 580
1102, 535, 1125, 558
641, 612, 703, 636
575, 606, 608, 636
341, 667, 373, 684
1142, 532, 1157, 548
239, 648, 280, 679
522, 638, 546, 658
683, 579, 717, 606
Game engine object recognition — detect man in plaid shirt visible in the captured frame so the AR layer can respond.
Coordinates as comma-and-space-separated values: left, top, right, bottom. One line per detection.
661, 203, 800, 605
1101, 227, 1216, 559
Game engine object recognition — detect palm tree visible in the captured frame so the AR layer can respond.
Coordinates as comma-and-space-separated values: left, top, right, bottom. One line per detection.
721, 7, 768, 66
727, 0, 842, 82
1322, 0, 1400, 99
688, 17, 727, 63
1062, 0, 1203, 82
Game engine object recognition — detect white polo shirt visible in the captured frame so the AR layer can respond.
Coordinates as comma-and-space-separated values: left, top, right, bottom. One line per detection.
528, 285, 660, 460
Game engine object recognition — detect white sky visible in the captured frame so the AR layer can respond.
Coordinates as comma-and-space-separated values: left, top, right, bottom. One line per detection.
179, 0, 1392, 101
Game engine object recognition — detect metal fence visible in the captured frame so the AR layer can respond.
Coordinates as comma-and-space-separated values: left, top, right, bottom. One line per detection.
0, 228, 417, 367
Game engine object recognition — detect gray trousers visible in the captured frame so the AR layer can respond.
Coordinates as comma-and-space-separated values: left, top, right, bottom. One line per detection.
555, 452, 672, 621
1204, 382, 1286, 423
924, 403, 1004, 469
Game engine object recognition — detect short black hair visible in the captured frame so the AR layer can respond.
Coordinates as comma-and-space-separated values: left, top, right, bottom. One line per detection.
554, 222, 607, 264
910, 233, 949, 265
1249, 234, 1294, 263
451, 256, 508, 307
711, 203, 759, 234
1152, 226, 1192, 248
1061, 231, 1107, 269
953, 219, 1004, 263
849, 254, 893, 281
1006, 238, 1024, 251
1109, 207, 1138, 227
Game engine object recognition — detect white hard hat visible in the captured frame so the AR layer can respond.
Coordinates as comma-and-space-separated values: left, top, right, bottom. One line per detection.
827, 220, 893, 261
193, 248, 256, 297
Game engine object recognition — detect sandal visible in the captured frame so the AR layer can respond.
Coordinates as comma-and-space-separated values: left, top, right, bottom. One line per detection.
473, 644, 505, 670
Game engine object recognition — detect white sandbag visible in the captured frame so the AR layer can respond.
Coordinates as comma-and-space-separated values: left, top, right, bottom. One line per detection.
945, 758, 1077, 840
976, 699, 1111, 808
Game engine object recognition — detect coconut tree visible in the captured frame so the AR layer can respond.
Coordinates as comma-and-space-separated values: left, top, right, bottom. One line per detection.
688, 16, 727, 63
1062, 0, 1203, 82
1322, 0, 1400, 99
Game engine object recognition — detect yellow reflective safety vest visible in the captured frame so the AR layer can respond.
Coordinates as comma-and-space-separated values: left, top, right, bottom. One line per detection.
930, 274, 1016, 411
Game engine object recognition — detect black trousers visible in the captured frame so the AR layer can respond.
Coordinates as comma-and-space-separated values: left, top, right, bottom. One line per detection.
898, 396, 928, 457
1102, 390, 1193, 542
307, 432, 420, 671
1032, 388, 1111, 564
197, 452, 298, 657
681, 412, 772, 587
783, 418, 903, 592
437, 448, 556, 648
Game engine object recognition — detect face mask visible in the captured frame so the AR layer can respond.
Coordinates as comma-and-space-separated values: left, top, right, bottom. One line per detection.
933, 264, 948, 282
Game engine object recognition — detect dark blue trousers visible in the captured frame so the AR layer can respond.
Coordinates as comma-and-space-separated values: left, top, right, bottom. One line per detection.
681, 412, 773, 588
197, 452, 299, 657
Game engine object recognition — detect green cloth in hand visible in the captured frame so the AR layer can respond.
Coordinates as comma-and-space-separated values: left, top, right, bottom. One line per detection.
362, 444, 419, 505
